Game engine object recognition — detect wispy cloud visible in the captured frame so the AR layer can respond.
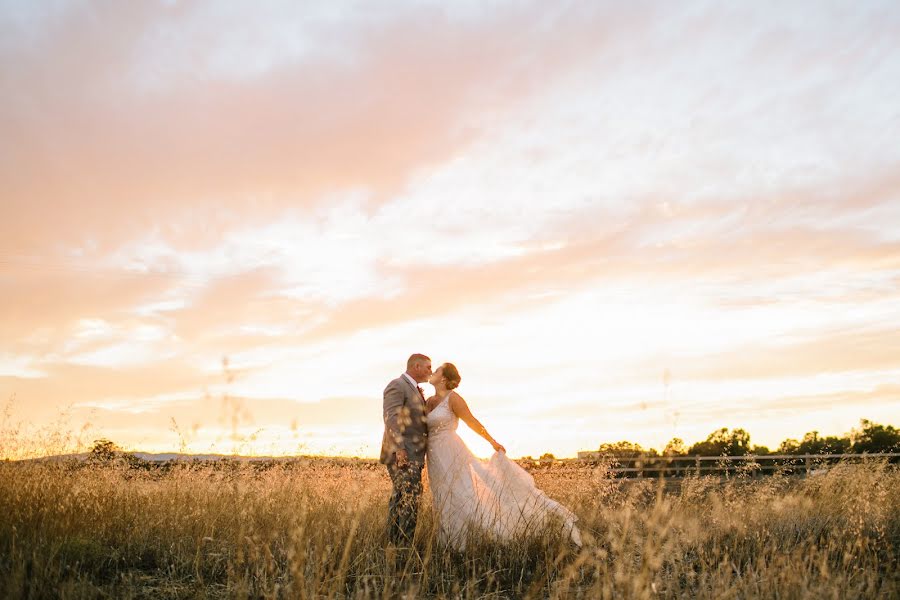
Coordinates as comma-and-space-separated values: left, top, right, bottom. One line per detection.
2, 1, 899, 456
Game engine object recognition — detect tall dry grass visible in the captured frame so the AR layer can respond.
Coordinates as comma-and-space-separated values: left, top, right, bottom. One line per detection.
0, 457, 897, 599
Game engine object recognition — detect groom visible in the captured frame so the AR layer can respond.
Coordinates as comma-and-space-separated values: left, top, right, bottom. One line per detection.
380, 353, 432, 547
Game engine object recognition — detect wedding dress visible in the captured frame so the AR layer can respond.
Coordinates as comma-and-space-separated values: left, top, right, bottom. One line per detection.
425, 393, 582, 550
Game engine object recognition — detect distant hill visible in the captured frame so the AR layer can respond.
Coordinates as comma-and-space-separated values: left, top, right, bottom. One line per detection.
13, 451, 378, 464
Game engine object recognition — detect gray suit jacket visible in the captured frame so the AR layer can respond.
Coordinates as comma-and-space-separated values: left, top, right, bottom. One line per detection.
380, 374, 429, 465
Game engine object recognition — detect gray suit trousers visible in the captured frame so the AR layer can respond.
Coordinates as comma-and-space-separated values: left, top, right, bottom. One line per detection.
386, 460, 424, 546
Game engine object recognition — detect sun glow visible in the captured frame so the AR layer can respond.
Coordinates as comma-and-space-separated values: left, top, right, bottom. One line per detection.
2, 2, 899, 460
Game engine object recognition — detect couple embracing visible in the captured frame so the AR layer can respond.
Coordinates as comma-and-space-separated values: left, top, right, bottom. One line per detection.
380, 354, 582, 551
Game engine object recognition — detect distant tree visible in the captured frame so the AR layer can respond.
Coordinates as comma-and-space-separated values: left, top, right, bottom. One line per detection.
89, 438, 119, 462
87, 438, 147, 469
689, 428, 751, 456
750, 445, 771, 456
539, 453, 556, 462
778, 438, 800, 454
797, 431, 822, 454
664, 438, 686, 456
851, 420, 900, 453
797, 431, 851, 455
597, 441, 657, 459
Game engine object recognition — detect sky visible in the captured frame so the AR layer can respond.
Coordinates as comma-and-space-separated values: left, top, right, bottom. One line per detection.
1, 0, 899, 459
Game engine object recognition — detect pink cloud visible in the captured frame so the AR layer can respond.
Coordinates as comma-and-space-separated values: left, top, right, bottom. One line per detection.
0, 3, 633, 254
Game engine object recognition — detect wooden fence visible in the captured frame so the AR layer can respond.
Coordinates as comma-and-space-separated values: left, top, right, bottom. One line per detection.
571, 452, 900, 478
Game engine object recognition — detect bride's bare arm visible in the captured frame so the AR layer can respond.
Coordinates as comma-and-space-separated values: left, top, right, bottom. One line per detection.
448, 393, 506, 453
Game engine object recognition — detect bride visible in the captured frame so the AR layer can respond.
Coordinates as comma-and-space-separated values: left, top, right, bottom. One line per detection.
424, 362, 582, 550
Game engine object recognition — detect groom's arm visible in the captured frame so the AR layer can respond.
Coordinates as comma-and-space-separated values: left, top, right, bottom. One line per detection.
383, 380, 408, 464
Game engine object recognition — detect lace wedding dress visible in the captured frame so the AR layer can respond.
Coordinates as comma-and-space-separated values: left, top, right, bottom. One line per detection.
425, 393, 582, 550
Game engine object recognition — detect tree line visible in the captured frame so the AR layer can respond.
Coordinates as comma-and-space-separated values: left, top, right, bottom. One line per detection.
583, 419, 899, 459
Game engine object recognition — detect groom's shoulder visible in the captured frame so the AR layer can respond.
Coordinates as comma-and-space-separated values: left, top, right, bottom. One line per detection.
384, 375, 405, 393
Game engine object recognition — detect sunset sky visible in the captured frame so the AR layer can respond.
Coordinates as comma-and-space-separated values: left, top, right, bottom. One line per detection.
2, 1, 899, 459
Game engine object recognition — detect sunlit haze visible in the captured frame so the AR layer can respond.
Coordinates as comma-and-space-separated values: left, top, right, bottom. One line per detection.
2, 1, 899, 459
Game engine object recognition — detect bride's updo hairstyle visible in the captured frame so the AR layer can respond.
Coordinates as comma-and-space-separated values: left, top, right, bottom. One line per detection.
441, 363, 461, 390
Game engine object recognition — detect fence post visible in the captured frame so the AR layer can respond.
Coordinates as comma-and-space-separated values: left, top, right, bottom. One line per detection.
805, 455, 811, 477
695, 455, 700, 476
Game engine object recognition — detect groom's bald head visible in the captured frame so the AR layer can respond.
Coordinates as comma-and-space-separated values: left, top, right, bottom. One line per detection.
406, 354, 432, 383
407, 353, 431, 370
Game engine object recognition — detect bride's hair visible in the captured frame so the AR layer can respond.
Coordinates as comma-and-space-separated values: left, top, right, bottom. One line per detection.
441, 362, 461, 390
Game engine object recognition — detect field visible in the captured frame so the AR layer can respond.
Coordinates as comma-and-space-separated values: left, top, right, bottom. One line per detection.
0, 458, 897, 599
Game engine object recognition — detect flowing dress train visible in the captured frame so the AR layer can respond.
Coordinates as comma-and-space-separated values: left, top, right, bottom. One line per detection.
425, 393, 582, 550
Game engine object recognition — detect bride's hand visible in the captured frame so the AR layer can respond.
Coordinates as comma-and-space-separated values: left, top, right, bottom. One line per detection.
492, 441, 506, 454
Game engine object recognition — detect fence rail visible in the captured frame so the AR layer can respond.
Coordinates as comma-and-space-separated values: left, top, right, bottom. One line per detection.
570, 452, 900, 478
